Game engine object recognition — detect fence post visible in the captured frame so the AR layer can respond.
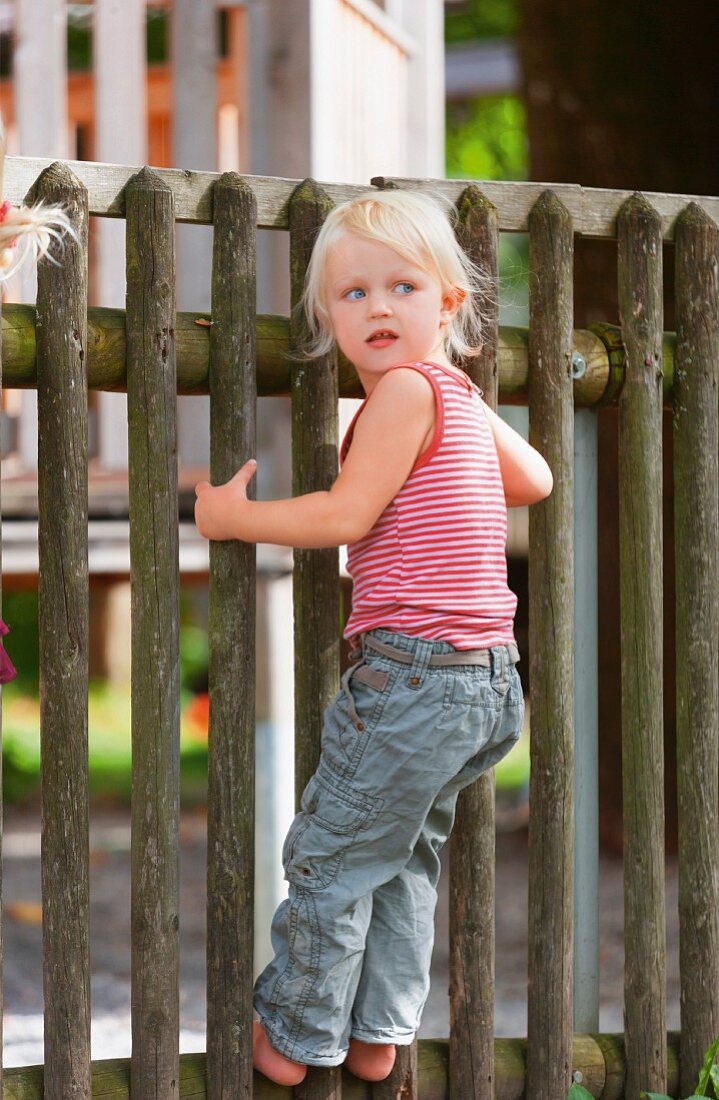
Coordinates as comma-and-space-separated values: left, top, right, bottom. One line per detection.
674, 201, 719, 1095
526, 189, 575, 1100
288, 178, 342, 1100
206, 171, 258, 1099
35, 161, 91, 1100
449, 184, 500, 1100
617, 192, 666, 1100
125, 166, 181, 1100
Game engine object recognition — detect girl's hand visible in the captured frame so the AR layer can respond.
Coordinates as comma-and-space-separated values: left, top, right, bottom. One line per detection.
194, 459, 257, 541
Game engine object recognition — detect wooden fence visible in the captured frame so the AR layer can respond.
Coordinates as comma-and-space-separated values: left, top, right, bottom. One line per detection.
1, 157, 718, 1100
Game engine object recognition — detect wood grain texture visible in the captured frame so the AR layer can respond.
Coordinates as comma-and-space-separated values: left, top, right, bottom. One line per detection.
449, 185, 500, 1100
288, 179, 341, 1099
373, 176, 719, 241
673, 201, 719, 1096
371, 1042, 417, 1100
206, 174, 258, 1099
125, 167, 181, 1100
0, 305, 613, 405
288, 179, 340, 801
0, 1035, 685, 1099
35, 161, 91, 1100
5, 154, 719, 237
617, 192, 666, 1100
526, 189, 575, 1100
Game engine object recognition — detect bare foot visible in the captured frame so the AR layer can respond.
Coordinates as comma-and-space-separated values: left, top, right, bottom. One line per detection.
253, 1020, 307, 1086
345, 1038, 396, 1081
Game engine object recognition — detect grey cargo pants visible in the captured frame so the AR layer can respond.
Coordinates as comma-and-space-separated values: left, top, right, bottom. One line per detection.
253, 627, 524, 1066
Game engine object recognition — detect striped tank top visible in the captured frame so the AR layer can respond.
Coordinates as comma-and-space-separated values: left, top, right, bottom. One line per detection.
340, 360, 517, 650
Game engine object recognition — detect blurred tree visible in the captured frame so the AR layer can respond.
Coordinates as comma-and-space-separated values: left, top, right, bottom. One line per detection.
445, 0, 526, 182
445, 0, 518, 42
447, 95, 527, 181
517, 0, 719, 852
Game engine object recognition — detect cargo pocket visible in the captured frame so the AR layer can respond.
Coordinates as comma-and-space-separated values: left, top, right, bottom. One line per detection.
285, 764, 383, 890
321, 660, 394, 775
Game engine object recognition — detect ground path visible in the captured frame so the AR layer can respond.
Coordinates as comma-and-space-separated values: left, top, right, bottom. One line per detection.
2, 808, 680, 1066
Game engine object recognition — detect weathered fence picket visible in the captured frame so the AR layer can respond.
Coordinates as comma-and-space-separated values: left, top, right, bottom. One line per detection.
617, 193, 667, 1100
125, 166, 181, 1100
526, 189, 575, 1100
35, 162, 92, 1100
449, 184, 500, 1100
288, 178, 343, 1100
673, 201, 719, 1097
206, 172, 258, 1099
2, 158, 719, 1099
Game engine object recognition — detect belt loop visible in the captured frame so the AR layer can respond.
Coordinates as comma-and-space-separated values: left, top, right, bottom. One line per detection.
491, 646, 509, 694
407, 638, 434, 689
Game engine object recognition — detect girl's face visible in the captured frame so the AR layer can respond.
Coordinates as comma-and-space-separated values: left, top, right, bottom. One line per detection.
323, 233, 461, 394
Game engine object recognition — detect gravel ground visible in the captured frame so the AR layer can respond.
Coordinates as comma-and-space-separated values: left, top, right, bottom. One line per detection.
2, 807, 680, 1067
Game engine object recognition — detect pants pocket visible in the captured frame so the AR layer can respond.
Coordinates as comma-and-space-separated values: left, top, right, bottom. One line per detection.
284, 764, 384, 890
322, 663, 395, 775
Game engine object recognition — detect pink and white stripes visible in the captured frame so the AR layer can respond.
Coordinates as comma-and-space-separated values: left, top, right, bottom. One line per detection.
341, 360, 518, 650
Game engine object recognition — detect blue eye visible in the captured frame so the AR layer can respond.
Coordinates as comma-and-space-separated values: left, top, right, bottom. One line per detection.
394, 282, 414, 295
344, 288, 365, 301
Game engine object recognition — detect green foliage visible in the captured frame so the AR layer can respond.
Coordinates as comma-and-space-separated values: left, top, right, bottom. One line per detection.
446, 94, 528, 183
445, 0, 519, 43
65, 4, 168, 71
2, 590, 40, 691
146, 6, 169, 65
2, 679, 209, 806
1, 587, 210, 806
67, 8, 92, 72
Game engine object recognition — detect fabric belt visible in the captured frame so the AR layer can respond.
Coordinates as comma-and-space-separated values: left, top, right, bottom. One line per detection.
340, 634, 520, 731
360, 634, 520, 667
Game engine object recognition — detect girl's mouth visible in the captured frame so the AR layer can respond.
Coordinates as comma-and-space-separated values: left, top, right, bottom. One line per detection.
366, 330, 398, 347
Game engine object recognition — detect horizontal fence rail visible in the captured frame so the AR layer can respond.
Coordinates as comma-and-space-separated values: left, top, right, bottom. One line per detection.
5, 154, 719, 236
0, 1034, 688, 1099
0, 305, 682, 403
1, 157, 718, 1099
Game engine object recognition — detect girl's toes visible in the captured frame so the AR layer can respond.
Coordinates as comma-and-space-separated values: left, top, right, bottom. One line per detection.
253, 1021, 307, 1086
345, 1038, 397, 1081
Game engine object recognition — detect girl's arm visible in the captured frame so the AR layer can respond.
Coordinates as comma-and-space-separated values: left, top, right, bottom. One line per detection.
480, 401, 554, 507
194, 368, 436, 548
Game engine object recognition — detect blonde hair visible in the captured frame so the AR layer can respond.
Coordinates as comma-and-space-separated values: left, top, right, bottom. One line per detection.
300, 188, 496, 363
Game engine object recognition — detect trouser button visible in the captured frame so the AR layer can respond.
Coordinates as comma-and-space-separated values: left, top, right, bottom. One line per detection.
410, 676, 420, 685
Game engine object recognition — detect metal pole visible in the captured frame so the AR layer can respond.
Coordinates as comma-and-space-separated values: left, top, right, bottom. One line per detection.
573, 404, 600, 1030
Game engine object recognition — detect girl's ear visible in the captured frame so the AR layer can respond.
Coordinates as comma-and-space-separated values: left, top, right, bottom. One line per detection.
439, 286, 466, 325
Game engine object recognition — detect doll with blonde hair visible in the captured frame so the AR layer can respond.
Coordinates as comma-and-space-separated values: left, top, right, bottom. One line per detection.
0, 115, 78, 683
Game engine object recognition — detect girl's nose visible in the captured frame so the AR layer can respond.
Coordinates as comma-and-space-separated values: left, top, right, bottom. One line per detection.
368, 294, 392, 317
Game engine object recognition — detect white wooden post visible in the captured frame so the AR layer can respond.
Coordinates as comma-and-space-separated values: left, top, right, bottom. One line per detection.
171, 0, 216, 469
246, 0, 310, 960
12, 0, 69, 471
94, 0, 147, 471
383, 0, 445, 177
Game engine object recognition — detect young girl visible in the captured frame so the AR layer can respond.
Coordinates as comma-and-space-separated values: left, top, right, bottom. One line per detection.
194, 189, 553, 1085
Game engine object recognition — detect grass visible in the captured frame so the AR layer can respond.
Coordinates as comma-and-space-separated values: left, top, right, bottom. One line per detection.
2, 681, 531, 807
2, 680, 210, 806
